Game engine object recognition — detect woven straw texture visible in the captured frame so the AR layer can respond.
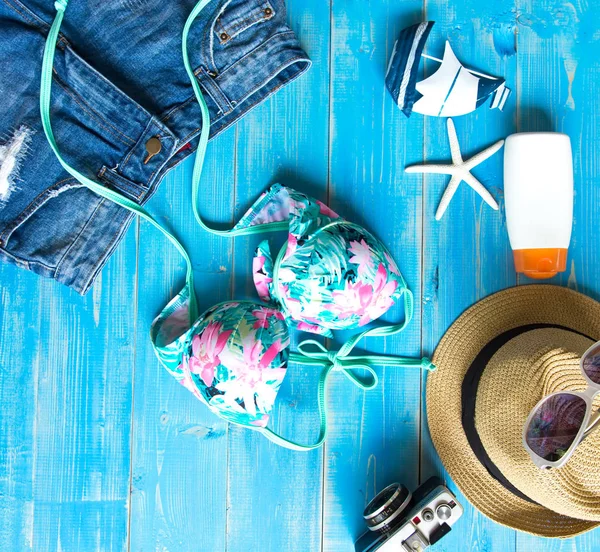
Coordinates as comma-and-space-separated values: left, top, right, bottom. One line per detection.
476, 329, 600, 520
426, 285, 600, 537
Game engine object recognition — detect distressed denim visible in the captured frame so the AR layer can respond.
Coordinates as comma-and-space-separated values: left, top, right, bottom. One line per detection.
0, 0, 310, 293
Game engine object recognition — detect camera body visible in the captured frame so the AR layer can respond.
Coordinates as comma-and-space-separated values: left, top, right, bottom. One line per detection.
355, 477, 463, 552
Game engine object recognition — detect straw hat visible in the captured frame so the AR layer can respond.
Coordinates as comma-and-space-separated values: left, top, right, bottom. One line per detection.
426, 284, 600, 537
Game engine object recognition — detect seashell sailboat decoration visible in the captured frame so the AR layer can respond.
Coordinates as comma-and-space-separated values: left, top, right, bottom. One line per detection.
386, 21, 511, 118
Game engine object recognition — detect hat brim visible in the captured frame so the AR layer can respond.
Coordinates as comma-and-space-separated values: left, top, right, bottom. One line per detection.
426, 284, 600, 537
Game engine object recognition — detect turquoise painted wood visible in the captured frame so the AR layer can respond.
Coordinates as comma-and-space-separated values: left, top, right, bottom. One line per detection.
324, 2, 424, 550
1, 0, 600, 550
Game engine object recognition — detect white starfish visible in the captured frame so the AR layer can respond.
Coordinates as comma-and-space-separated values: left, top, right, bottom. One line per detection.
405, 118, 505, 220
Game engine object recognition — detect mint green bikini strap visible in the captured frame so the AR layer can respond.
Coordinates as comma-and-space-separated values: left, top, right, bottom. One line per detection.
261, 337, 435, 451
181, 1, 289, 238
41, 0, 199, 321
42, 0, 430, 454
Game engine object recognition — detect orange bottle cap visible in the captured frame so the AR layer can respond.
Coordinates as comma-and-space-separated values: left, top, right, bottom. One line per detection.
513, 248, 568, 279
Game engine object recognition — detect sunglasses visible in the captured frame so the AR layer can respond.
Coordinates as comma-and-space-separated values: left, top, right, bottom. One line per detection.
523, 340, 600, 469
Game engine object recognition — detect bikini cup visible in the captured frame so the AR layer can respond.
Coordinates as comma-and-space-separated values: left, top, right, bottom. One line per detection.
217, 184, 410, 336
251, 187, 407, 335
40, 0, 435, 451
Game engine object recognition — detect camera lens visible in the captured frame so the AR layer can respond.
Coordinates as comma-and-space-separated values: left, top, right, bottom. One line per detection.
363, 483, 412, 533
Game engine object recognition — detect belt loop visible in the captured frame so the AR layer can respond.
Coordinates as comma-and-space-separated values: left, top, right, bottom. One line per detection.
195, 67, 234, 115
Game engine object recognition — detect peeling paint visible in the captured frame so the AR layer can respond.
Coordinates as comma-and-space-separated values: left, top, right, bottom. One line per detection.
479, 9, 517, 57
365, 453, 377, 507
92, 271, 102, 327
517, 4, 580, 111
567, 259, 578, 290
178, 424, 224, 440
0, 126, 34, 203
517, 4, 579, 39
565, 58, 577, 110
492, 22, 517, 57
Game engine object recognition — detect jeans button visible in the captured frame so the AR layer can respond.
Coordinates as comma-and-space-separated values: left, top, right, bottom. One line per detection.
220, 32, 229, 41
144, 136, 162, 164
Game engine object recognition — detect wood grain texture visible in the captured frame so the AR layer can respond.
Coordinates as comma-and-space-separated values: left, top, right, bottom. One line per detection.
2, 0, 600, 550
32, 245, 136, 552
0, 260, 40, 551
0, 220, 137, 551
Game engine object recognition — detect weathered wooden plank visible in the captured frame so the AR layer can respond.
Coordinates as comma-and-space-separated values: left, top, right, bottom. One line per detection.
323, 2, 425, 550
29, 234, 136, 551
515, 0, 600, 547
224, 1, 330, 551
0, 263, 41, 551
419, 1, 518, 550
128, 127, 235, 552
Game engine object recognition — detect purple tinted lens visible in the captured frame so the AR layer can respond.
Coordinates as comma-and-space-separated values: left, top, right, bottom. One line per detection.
525, 393, 587, 463
583, 343, 600, 385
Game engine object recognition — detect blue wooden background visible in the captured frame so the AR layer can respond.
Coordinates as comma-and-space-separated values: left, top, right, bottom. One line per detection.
1, 0, 599, 550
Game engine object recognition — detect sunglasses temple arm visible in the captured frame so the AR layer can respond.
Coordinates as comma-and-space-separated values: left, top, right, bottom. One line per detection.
583, 408, 600, 439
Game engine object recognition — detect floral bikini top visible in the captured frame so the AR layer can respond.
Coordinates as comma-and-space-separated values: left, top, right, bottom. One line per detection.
40, 0, 435, 451
150, 184, 432, 449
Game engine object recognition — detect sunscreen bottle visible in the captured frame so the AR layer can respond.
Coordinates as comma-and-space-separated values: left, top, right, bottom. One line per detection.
504, 132, 573, 279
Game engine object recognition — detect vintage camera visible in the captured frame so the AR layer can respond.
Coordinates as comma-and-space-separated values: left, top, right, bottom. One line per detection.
355, 477, 463, 552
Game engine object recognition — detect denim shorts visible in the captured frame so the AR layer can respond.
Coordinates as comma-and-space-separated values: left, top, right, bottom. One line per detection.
0, 0, 310, 294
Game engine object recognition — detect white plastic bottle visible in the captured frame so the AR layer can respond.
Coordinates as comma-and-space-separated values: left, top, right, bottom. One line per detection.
504, 132, 573, 279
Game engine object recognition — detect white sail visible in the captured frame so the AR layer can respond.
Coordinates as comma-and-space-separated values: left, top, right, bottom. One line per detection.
490, 82, 510, 110
413, 41, 481, 117
386, 21, 511, 117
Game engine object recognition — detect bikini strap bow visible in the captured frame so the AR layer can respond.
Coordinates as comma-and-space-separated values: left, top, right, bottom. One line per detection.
291, 339, 435, 390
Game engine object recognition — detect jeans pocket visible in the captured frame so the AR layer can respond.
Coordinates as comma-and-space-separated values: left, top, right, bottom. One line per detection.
213, 0, 275, 45
208, 0, 288, 75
